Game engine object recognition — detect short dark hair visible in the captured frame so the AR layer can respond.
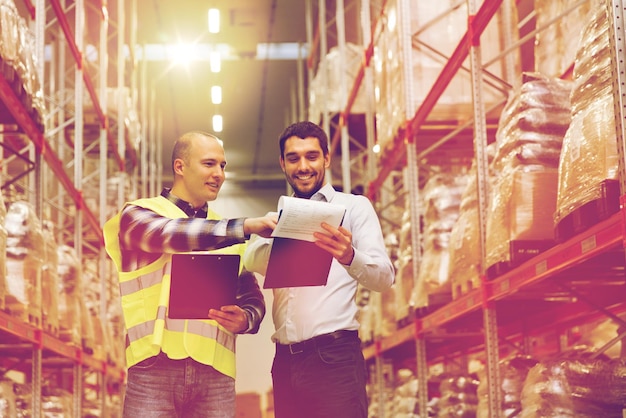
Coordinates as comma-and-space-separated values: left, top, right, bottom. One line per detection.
278, 121, 329, 157
171, 131, 220, 173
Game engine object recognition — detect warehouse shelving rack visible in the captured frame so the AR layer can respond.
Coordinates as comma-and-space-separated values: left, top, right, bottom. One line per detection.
307, 0, 626, 416
0, 0, 140, 416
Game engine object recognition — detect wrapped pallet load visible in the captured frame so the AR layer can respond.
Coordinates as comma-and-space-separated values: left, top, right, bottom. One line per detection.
448, 143, 495, 300
0, 191, 7, 310
41, 221, 59, 336
485, 73, 572, 278
554, 5, 620, 241
411, 171, 468, 312
476, 354, 538, 418
57, 245, 82, 345
4, 201, 43, 325
520, 347, 626, 417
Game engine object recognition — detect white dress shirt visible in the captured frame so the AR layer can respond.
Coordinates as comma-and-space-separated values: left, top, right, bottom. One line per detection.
243, 183, 395, 344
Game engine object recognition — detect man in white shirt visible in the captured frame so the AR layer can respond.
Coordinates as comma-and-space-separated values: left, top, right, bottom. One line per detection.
243, 121, 395, 418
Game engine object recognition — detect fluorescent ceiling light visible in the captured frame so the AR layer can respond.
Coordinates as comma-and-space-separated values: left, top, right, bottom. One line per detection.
213, 114, 223, 132
208, 8, 220, 34
211, 86, 222, 104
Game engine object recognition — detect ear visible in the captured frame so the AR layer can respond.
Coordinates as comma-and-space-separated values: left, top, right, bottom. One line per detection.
173, 158, 185, 175
324, 153, 331, 169
279, 156, 286, 173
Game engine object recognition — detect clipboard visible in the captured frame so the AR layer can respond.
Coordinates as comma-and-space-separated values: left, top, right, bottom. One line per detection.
168, 253, 240, 319
263, 237, 331, 288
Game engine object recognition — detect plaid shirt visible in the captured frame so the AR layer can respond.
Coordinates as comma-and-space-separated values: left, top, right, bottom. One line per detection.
118, 188, 265, 333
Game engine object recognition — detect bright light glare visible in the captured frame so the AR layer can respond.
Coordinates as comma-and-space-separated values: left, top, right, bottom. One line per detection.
373, 143, 381, 154
210, 51, 221, 72
172, 43, 194, 65
211, 86, 222, 104
208, 9, 220, 33
388, 8, 397, 31
213, 115, 223, 132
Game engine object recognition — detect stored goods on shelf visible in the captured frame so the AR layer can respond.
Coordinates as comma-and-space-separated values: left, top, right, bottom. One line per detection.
534, 0, 595, 78
555, 5, 620, 240
0, 189, 6, 310
485, 74, 572, 276
411, 171, 469, 311
373, 0, 514, 151
448, 143, 495, 300
41, 220, 60, 336
476, 354, 538, 418
4, 200, 43, 326
308, 43, 369, 122
438, 373, 480, 417
519, 347, 626, 417
57, 244, 83, 346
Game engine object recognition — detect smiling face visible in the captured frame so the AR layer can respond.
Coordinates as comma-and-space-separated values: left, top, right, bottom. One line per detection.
171, 133, 226, 207
280, 135, 330, 199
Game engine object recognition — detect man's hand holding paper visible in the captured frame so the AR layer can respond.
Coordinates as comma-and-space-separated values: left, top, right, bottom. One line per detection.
271, 196, 346, 242
263, 196, 347, 288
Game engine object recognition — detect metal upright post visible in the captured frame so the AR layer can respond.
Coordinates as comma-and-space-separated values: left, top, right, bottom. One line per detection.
74, 1, 85, 414
467, 0, 501, 415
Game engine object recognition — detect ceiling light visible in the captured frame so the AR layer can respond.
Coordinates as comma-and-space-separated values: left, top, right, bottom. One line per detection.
208, 8, 220, 33
213, 115, 223, 132
172, 43, 194, 65
211, 86, 222, 104
210, 51, 221, 72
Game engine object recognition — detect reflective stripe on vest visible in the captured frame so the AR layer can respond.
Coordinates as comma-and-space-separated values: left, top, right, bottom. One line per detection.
126, 309, 235, 352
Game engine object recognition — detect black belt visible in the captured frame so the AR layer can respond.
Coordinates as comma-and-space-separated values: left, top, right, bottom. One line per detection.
277, 330, 358, 355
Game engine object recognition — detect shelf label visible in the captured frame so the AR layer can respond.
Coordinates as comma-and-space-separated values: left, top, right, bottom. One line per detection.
535, 260, 547, 275
581, 235, 597, 253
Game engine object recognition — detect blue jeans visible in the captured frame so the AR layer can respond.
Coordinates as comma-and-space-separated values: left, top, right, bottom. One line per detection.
123, 352, 235, 418
272, 331, 368, 418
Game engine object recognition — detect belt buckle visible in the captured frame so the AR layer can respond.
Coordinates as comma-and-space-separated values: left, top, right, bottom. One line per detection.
289, 342, 303, 355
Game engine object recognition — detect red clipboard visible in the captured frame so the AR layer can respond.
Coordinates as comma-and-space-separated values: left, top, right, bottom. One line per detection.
263, 238, 331, 288
168, 253, 240, 319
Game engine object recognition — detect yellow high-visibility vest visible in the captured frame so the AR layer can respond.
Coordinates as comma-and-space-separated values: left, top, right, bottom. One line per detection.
103, 195, 245, 378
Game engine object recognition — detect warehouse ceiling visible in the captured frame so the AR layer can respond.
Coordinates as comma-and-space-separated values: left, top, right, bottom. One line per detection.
122, 0, 310, 188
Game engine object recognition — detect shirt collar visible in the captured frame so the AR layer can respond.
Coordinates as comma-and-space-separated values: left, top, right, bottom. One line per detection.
160, 188, 208, 218
309, 183, 335, 202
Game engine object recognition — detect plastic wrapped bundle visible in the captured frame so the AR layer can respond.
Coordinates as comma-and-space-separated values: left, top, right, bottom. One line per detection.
448, 144, 496, 299
0, 378, 17, 418
493, 73, 572, 173
411, 172, 468, 309
485, 74, 571, 273
308, 43, 369, 122
0, 0, 19, 65
477, 355, 539, 418
4, 201, 43, 324
0, 191, 7, 310
555, 6, 619, 230
41, 221, 59, 335
56, 245, 82, 345
438, 374, 480, 418
520, 347, 626, 417
485, 166, 559, 272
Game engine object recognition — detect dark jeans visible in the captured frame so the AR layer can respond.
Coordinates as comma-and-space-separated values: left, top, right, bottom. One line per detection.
123, 352, 235, 418
272, 331, 368, 418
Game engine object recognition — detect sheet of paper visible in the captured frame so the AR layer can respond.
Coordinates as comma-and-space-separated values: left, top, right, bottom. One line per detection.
271, 196, 346, 242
